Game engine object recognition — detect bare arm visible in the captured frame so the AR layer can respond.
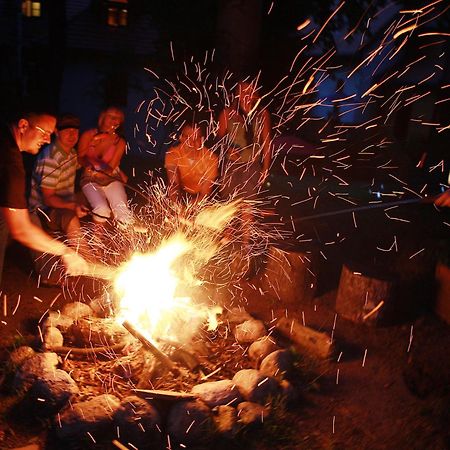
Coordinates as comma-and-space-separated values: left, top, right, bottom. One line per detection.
42, 187, 76, 211
103, 137, 126, 170
77, 129, 97, 159
3, 207, 68, 254
42, 188, 87, 218
218, 109, 229, 138
1, 207, 88, 275
260, 109, 272, 173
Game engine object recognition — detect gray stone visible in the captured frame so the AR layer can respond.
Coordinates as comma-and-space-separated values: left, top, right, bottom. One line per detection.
44, 311, 74, 333
232, 369, 280, 404
248, 336, 278, 363
214, 405, 239, 438
192, 379, 242, 408
27, 369, 79, 415
237, 401, 271, 426
225, 307, 253, 324
260, 349, 293, 379
89, 295, 114, 318
14, 352, 59, 391
9, 346, 35, 368
115, 395, 162, 449
166, 400, 213, 445
56, 394, 121, 440
234, 319, 266, 344
43, 326, 64, 349
61, 302, 93, 320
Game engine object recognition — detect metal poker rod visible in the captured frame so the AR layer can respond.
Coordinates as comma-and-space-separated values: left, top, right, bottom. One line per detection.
293, 195, 437, 223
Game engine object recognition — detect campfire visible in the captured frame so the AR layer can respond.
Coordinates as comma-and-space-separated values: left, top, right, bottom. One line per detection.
2, 201, 330, 449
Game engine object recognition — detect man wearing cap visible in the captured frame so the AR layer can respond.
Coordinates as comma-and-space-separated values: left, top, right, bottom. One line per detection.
0, 111, 89, 288
29, 113, 90, 284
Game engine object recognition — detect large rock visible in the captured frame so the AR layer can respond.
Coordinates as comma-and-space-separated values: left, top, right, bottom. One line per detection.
43, 326, 64, 349
14, 352, 59, 391
214, 405, 239, 438
224, 307, 253, 325
115, 395, 162, 449
89, 295, 114, 318
56, 394, 121, 441
232, 369, 279, 404
61, 302, 93, 321
237, 401, 271, 426
26, 369, 79, 415
192, 379, 242, 408
44, 311, 73, 333
166, 400, 213, 445
234, 319, 266, 344
260, 349, 293, 379
9, 346, 35, 368
248, 337, 278, 363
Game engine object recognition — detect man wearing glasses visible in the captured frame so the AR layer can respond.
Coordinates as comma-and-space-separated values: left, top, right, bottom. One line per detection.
0, 111, 89, 287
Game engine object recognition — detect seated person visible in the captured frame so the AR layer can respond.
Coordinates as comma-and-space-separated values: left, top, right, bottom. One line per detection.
77, 106, 132, 227
165, 123, 219, 203
29, 114, 90, 284
436, 189, 450, 207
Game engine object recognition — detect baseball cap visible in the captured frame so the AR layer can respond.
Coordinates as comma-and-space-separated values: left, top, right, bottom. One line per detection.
57, 114, 80, 131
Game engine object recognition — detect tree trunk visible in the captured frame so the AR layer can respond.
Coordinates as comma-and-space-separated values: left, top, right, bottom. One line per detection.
216, 0, 262, 77
336, 264, 395, 325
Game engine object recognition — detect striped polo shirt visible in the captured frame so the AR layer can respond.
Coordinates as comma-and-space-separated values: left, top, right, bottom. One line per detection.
29, 142, 78, 212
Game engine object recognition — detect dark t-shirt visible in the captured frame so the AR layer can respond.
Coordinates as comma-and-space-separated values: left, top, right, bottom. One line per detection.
0, 124, 28, 209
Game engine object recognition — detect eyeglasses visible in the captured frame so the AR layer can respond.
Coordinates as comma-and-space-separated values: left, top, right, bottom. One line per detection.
34, 125, 53, 139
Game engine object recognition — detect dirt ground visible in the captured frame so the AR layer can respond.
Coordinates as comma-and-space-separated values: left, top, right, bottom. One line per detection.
1, 149, 449, 449
0, 233, 449, 450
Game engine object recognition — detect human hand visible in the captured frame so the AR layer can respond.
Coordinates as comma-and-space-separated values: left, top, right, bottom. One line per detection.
61, 249, 89, 276
76, 204, 90, 218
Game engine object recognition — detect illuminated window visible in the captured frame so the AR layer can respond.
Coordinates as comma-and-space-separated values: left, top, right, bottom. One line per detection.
22, 0, 41, 17
105, 1, 128, 27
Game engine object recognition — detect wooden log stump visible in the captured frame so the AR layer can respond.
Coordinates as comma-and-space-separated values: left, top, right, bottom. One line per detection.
258, 246, 317, 305
336, 263, 395, 325
435, 262, 450, 325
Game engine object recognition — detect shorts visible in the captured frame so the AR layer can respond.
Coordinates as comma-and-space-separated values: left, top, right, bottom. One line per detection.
35, 208, 77, 234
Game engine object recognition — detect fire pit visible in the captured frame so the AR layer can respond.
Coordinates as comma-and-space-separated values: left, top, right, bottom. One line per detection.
1, 201, 332, 449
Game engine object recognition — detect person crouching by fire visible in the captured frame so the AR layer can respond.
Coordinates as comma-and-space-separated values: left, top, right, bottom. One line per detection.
0, 110, 88, 287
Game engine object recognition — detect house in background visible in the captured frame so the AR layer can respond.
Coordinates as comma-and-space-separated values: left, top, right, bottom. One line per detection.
0, 0, 167, 157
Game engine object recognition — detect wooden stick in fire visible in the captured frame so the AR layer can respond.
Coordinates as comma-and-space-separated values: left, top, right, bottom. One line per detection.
122, 320, 177, 373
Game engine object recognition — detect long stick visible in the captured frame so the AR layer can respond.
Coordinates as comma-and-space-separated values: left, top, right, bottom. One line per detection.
293, 196, 436, 223
122, 320, 177, 372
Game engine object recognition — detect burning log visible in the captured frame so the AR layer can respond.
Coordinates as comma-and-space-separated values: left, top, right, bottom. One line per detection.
122, 320, 177, 373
